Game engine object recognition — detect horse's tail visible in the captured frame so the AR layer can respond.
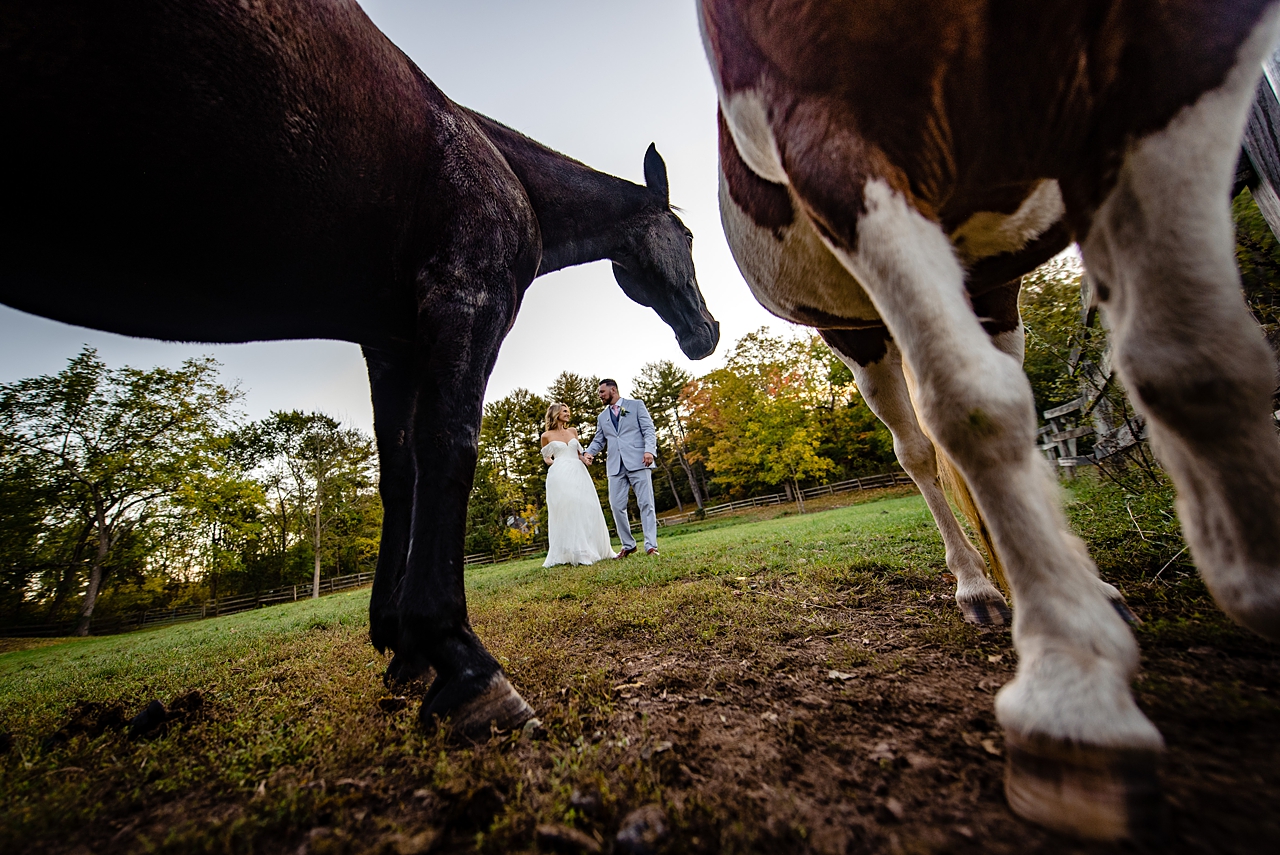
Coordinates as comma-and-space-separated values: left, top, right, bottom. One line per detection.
934, 449, 1011, 598
898, 357, 1012, 600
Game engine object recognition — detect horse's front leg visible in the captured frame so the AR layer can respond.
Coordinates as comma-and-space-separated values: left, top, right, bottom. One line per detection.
363, 344, 423, 686
394, 279, 534, 739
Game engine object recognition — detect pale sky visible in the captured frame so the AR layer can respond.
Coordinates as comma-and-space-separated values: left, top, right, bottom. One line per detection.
0, 1, 785, 432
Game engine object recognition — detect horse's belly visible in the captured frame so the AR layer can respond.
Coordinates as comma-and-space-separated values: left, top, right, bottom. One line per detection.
718, 169, 880, 329
0, 263, 399, 346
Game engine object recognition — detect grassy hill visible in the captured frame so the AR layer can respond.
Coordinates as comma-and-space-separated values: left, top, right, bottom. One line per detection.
2, 486, 1278, 854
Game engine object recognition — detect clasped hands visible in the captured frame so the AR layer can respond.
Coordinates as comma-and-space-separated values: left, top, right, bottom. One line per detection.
581, 452, 652, 466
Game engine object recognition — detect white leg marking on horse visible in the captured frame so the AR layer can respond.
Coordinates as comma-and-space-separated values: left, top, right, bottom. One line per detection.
721, 90, 790, 185
829, 180, 1160, 754
989, 325, 1025, 364
1082, 6, 1280, 640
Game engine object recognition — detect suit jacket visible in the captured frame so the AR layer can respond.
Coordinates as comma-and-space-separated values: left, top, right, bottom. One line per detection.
584, 398, 657, 476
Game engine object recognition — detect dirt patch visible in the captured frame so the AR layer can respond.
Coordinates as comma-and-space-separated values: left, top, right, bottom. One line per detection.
0, 638, 75, 656
521, 620, 1279, 854
261, 596, 1278, 855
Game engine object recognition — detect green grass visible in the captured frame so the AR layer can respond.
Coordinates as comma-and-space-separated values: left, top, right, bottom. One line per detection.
2, 481, 1275, 854
0, 493, 948, 853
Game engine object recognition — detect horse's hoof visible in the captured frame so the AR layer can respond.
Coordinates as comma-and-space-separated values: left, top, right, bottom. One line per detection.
958, 596, 1012, 626
383, 655, 432, 691
369, 602, 401, 653
1004, 730, 1165, 842
1109, 597, 1141, 626
421, 671, 534, 741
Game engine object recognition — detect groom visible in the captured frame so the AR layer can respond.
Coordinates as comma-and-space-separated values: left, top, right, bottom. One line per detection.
583, 379, 659, 557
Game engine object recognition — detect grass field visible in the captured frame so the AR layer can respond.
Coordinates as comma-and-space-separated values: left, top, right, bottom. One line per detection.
2, 484, 1278, 854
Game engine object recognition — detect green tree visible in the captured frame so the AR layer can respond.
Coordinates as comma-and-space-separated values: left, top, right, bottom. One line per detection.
687, 330, 840, 501
749, 396, 835, 513
0, 348, 238, 634
0, 435, 58, 619
633, 360, 704, 511
170, 454, 265, 602
244, 412, 375, 598
1019, 256, 1090, 417
471, 389, 549, 552
546, 371, 600, 437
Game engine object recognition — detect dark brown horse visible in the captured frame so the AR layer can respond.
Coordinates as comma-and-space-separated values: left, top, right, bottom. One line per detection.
701, 0, 1280, 841
0, 0, 718, 735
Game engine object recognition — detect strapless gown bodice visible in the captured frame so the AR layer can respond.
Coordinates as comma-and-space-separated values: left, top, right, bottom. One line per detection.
543, 438, 583, 461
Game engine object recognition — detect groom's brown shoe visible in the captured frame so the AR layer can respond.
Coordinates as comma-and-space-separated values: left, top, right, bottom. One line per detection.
615, 546, 638, 559
646, 547, 659, 556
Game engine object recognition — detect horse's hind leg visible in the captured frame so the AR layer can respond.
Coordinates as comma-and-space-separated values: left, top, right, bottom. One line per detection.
1079, 9, 1280, 640
823, 329, 1010, 625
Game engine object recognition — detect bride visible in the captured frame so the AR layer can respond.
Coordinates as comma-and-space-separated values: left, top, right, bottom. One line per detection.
541, 402, 615, 566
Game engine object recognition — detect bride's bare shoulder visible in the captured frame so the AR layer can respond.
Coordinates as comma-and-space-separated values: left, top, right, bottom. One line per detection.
569, 427, 579, 437
540, 431, 552, 447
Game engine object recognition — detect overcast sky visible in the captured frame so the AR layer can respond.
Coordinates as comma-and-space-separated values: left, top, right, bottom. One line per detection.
0, 0, 785, 432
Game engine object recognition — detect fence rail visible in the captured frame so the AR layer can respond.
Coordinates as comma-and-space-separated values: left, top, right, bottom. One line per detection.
656, 471, 913, 527
464, 542, 549, 567
2, 571, 375, 639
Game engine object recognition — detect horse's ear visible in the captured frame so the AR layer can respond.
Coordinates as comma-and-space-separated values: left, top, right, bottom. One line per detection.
644, 143, 669, 204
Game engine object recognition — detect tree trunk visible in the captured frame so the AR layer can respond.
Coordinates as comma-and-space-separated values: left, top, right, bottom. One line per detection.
48, 521, 93, 620
312, 488, 322, 599
676, 447, 704, 510
657, 454, 683, 512
793, 477, 806, 514
75, 499, 109, 636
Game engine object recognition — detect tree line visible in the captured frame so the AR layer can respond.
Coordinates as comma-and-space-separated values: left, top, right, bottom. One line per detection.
0, 349, 378, 633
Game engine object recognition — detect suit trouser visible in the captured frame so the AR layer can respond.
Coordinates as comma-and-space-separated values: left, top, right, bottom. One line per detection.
609, 467, 657, 551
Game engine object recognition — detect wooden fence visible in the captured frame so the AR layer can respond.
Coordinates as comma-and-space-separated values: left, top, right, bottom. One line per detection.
655, 471, 913, 527
463, 542, 549, 567
1036, 339, 1149, 475
2, 571, 375, 639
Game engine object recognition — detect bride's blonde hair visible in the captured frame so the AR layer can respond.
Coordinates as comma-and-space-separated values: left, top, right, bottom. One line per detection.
545, 402, 569, 433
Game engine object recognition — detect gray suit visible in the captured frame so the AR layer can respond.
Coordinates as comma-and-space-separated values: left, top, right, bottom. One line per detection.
584, 398, 658, 552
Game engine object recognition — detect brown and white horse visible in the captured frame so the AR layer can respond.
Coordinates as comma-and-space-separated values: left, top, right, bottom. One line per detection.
700, 0, 1280, 840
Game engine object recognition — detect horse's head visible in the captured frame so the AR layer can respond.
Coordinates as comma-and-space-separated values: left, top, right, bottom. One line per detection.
611, 145, 720, 360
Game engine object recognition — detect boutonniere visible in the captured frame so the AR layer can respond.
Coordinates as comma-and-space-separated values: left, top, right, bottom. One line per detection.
619, 407, 629, 418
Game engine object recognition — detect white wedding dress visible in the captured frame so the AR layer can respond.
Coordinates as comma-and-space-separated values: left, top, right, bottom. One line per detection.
542, 439, 614, 566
